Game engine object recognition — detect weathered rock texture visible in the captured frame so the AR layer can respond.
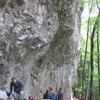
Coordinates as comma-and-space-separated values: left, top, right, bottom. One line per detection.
0, 0, 82, 100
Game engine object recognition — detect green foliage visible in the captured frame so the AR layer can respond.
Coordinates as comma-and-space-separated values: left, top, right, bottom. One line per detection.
75, 0, 100, 99
81, 0, 85, 7
75, 86, 82, 93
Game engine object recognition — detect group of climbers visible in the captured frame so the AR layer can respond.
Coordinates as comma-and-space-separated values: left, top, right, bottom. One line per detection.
43, 87, 63, 100
1, 76, 86, 100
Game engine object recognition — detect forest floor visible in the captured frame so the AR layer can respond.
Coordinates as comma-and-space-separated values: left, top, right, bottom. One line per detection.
73, 96, 79, 100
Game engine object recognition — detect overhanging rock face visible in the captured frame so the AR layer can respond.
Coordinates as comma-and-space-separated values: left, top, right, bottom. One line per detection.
0, 0, 81, 100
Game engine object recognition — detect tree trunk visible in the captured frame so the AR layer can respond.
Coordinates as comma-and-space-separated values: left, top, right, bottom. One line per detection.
89, 11, 100, 100
97, 10, 100, 96
82, 1, 93, 93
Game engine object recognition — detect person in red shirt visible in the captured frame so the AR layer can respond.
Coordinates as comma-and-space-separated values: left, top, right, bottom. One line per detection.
48, 87, 55, 93
48, 87, 58, 100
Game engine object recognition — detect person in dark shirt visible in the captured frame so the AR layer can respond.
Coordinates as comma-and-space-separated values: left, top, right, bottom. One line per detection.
10, 77, 24, 100
43, 90, 49, 99
57, 88, 63, 100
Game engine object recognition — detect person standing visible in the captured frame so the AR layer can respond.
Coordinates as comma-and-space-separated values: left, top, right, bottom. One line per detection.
10, 77, 24, 100
43, 90, 49, 99
57, 88, 63, 100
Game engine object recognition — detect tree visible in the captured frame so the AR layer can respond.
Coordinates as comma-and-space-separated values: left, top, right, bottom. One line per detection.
97, 6, 100, 96
82, 0, 93, 94
75, 0, 100, 100
89, 9, 100, 100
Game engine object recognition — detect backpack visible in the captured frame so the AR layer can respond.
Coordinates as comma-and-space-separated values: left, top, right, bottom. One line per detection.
48, 93, 58, 100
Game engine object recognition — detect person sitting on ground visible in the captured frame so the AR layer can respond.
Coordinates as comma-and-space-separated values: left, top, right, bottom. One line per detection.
57, 88, 63, 100
48, 87, 58, 100
2, 88, 14, 97
10, 77, 24, 100
29, 96, 34, 100
43, 90, 49, 99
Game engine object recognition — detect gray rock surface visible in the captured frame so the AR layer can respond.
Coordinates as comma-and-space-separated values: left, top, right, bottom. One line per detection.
0, 0, 82, 100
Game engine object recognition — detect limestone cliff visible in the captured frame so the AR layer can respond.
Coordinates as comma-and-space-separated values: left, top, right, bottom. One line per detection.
0, 0, 81, 100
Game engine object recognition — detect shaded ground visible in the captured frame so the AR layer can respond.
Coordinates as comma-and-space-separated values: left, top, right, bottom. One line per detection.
73, 96, 79, 100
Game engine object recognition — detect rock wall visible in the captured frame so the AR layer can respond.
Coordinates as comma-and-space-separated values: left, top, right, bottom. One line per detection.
0, 0, 82, 100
